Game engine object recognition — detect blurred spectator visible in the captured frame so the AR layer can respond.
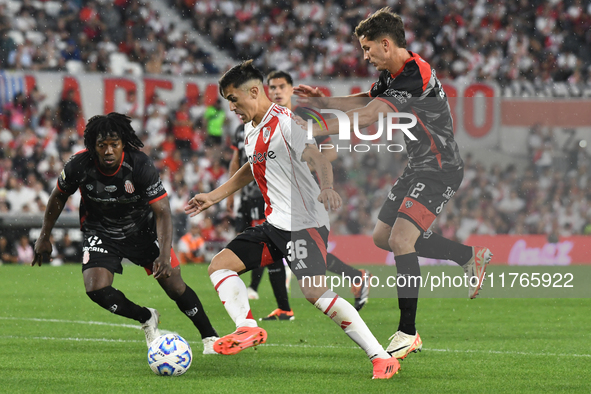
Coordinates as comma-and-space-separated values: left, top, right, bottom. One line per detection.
5, 177, 36, 212
116, 89, 143, 134
15, 234, 34, 265
172, 99, 194, 159
203, 99, 226, 147
169, 181, 191, 243
0, 28, 16, 69
56, 89, 81, 132
177, 223, 206, 264
0, 235, 17, 264
55, 232, 81, 264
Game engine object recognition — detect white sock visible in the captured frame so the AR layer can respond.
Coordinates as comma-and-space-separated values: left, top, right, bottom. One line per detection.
210, 269, 257, 328
314, 290, 389, 360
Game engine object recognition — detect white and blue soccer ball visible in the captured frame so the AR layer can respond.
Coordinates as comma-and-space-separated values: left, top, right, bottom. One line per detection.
147, 334, 192, 376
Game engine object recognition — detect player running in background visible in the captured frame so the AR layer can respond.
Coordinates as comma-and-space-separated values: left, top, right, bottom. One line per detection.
32, 113, 220, 355
185, 60, 399, 379
295, 8, 492, 360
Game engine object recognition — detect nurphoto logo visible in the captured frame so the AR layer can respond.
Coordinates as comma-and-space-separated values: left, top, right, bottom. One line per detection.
304, 107, 418, 153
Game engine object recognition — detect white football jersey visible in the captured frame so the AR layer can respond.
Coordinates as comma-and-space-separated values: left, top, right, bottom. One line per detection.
243, 103, 330, 231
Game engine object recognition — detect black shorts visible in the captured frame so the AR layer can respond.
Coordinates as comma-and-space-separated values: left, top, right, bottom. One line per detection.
378, 167, 464, 232
226, 221, 329, 280
81, 232, 179, 275
235, 196, 266, 233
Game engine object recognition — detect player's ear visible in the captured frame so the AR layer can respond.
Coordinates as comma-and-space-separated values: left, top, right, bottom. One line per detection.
250, 85, 259, 99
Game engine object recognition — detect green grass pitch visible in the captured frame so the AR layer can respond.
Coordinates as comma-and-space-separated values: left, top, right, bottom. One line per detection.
1, 264, 590, 393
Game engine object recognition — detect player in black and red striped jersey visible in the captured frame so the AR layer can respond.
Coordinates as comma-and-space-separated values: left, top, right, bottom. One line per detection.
295, 8, 492, 360
31, 113, 219, 354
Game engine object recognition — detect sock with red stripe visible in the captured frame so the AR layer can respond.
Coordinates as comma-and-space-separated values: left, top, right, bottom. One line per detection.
314, 289, 389, 360
210, 269, 257, 328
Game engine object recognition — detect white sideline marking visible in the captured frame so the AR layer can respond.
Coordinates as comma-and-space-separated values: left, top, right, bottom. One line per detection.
1, 317, 589, 358
0, 316, 141, 329
261, 343, 591, 358
0, 335, 143, 343
425, 348, 591, 358
0, 316, 177, 335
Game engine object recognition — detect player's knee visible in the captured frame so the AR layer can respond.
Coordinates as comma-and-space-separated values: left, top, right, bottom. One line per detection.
388, 232, 415, 255
373, 231, 390, 251
208, 249, 243, 275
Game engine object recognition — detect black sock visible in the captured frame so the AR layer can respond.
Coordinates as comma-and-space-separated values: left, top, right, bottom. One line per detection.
267, 260, 291, 311
415, 230, 473, 266
86, 286, 151, 323
326, 253, 361, 280
395, 253, 420, 335
173, 286, 218, 339
249, 267, 264, 292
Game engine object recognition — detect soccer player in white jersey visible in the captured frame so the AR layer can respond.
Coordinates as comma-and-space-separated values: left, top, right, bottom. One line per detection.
185, 60, 399, 379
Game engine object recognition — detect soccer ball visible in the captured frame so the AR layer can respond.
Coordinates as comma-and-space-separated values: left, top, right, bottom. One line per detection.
147, 334, 192, 376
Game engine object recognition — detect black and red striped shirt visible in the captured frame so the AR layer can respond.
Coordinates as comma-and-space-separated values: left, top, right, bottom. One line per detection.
369, 51, 463, 172
57, 149, 167, 240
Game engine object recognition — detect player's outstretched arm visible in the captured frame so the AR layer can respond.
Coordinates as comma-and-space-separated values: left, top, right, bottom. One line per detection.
294, 84, 370, 112
301, 144, 342, 211
185, 162, 254, 217
32, 187, 69, 266
297, 97, 392, 138
150, 196, 173, 279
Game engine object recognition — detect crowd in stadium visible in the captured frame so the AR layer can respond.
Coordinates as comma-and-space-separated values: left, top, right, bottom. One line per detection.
0, 0, 590, 263
1, 0, 590, 84
177, 0, 591, 83
0, 81, 590, 264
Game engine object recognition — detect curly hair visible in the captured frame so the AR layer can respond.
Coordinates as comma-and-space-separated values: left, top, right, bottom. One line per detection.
83, 112, 144, 158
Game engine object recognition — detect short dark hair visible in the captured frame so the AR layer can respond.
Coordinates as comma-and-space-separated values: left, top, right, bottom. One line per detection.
354, 7, 406, 48
83, 112, 143, 158
218, 60, 264, 96
267, 70, 293, 86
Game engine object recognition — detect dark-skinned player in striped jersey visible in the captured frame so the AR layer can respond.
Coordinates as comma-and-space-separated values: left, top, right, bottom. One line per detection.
295, 8, 492, 360
32, 113, 219, 354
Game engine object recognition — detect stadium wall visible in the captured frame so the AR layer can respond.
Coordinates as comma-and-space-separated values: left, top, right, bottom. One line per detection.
3, 72, 590, 155
327, 235, 591, 266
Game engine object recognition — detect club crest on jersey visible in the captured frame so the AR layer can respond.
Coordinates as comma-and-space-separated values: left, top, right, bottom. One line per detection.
86, 184, 93, 191
125, 180, 135, 194
405, 200, 413, 208
262, 127, 271, 143
104, 185, 117, 193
